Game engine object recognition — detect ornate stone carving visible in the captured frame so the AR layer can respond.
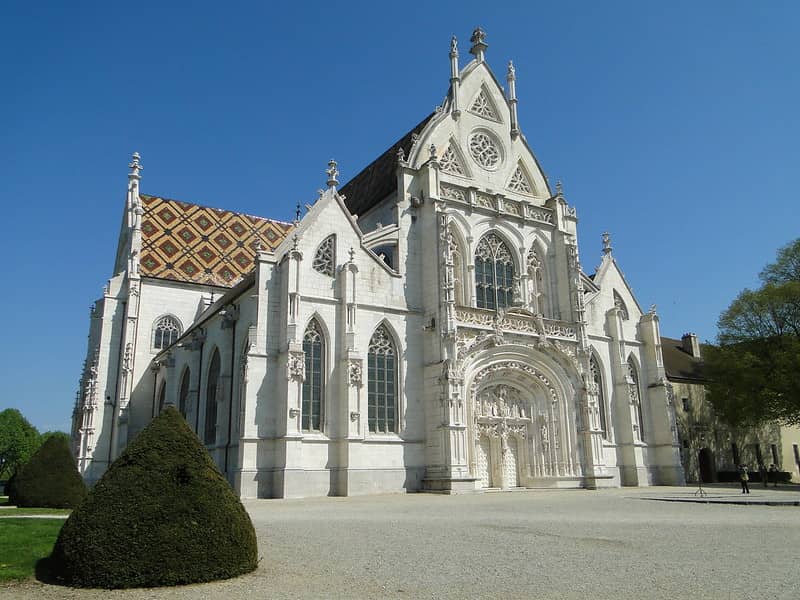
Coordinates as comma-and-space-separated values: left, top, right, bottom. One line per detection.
287, 351, 305, 381
525, 205, 554, 224
348, 360, 363, 387
439, 183, 466, 202
468, 132, 501, 169
312, 235, 336, 276
470, 361, 558, 405
455, 307, 577, 341
469, 90, 498, 121
439, 144, 465, 175
507, 166, 533, 194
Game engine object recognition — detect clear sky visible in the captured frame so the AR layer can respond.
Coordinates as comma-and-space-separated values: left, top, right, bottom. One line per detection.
1, 1, 798, 433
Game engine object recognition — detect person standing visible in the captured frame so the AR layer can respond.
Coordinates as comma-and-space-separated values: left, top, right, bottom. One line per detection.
738, 463, 750, 494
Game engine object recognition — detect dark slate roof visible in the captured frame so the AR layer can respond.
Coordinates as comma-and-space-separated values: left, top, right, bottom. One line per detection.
661, 336, 709, 383
340, 113, 435, 217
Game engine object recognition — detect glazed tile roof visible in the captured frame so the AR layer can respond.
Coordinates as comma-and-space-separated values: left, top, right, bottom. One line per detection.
139, 194, 293, 287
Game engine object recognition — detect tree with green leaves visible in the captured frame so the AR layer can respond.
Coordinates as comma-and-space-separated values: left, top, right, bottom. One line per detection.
0, 409, 40, 480
705, 238, 800, 426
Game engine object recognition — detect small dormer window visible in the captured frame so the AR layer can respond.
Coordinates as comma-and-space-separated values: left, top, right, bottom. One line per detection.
153, 315, 182, 350
313, 235, 336, 276
373, 245, 395, 270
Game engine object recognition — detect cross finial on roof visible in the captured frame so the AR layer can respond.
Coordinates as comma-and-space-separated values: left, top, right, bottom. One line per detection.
326, 159, 339, 188
602, 231, 613, 255
470, 27, 488, 62
128, 152, 143, 180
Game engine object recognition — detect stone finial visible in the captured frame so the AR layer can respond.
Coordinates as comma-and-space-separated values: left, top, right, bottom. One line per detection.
326, 159, 339, 188
469, 27, 488, 62
348, 247, 355, 262
397, 147, 406, 163
294, 202, 301, 224
128, 152, 143, 179
450, 35, 458, 57
507, 60, 516, 82
429, 143, 437, 161
649, 304, 657, 315
602, 231, 613, 255
556, 180, 564, 197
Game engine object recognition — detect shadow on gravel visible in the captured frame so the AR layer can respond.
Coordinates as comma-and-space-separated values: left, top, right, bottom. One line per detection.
34, 556, 61, 586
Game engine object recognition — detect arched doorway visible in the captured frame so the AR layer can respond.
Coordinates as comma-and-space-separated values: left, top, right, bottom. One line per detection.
698, 447, 714, 483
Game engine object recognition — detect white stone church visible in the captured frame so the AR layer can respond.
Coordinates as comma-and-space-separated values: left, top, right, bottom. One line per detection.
73, 29, 685, 497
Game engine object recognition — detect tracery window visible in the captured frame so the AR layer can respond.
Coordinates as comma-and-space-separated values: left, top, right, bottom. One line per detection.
526, 245, 547, 316
508, 165, 533, 195
475, 233, 515, 310
312, 235, 335, 277
301, 319, 324, 431
614, 291, 629, 320
153, 315, 182, 350
368, 324, 397, 434
469, 90, 498, 120
204, 349, 220, 444
590, 355, 609, 440
468, 132, 501, 170
439, 144, 465, 176
179, 367, 191, 418
627, 359, 645, 442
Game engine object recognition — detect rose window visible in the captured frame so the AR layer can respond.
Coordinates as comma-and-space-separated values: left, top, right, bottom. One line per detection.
468, 132, 501, 170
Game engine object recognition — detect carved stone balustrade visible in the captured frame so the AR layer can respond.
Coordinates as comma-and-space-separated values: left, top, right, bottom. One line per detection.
455, 306, 577, 341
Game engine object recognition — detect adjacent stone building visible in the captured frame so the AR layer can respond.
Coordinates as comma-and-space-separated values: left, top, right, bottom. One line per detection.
72, 29, 686, 497
663, 334, 782, 482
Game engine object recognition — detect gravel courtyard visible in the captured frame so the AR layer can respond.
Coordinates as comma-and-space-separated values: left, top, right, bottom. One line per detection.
4, 487, 798, 599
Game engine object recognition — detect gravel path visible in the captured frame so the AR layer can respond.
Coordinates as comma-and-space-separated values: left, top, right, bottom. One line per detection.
3, 487, 798, 599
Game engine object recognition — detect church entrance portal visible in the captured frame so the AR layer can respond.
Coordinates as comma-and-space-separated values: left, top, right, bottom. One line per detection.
472, 383, 533, 489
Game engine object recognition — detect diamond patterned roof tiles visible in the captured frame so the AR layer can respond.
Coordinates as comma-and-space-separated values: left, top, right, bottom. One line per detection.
139, 194, 293, 287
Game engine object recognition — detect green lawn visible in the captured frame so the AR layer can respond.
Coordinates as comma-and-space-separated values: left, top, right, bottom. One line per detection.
0, 518, 63, 582
0, 508, 70, 517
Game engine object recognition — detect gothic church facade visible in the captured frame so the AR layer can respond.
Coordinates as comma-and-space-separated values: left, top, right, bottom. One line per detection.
73, 29, 685, 497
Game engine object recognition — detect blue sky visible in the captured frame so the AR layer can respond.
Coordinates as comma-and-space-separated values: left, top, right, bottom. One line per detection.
1, 1, 798, 433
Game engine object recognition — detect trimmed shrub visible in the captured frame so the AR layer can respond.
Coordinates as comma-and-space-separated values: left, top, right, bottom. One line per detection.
13, 436, 86, 508
48, 406, 257, 588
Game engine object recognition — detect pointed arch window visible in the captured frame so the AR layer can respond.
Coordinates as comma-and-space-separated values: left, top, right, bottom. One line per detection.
302, 319, 324, 431
368, 324, 397, 434
179, 367, 191, 418
153, 315, 182, 350
526, 245, 547, 316
627, 359, 645, 442
590, 355, 609, 440
475, 233, 515, 310
614, 291, 629, 320
204, 349, 221, 444
312, 235, 335, 277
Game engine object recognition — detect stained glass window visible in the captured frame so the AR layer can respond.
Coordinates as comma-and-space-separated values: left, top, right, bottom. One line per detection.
302, 320, 324, 431
368, 325, 397, 433
475, 233, 515, 310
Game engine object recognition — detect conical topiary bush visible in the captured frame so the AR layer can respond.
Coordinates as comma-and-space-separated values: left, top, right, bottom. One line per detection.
48, 406, 258, 588
13, 436, 87, 508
